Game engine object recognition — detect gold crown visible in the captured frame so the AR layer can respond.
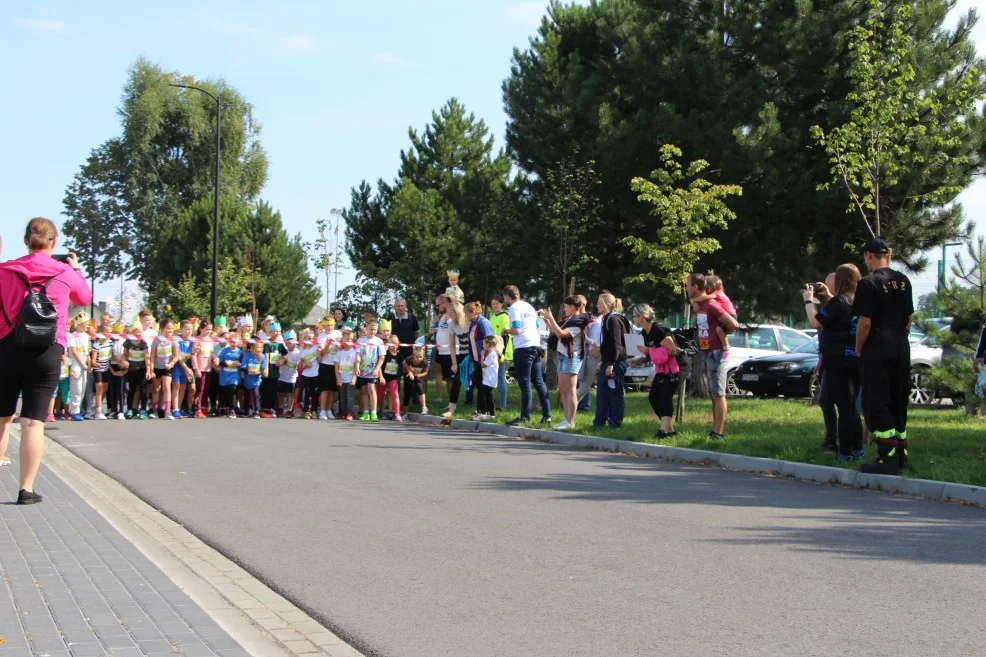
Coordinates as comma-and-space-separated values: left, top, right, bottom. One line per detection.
446, 269, 460, 277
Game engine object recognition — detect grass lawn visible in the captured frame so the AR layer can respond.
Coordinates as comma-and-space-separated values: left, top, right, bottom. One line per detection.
414, 384, 986, 487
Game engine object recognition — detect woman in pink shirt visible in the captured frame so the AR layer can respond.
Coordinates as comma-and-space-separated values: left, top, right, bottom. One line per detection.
0, 218, 91, 505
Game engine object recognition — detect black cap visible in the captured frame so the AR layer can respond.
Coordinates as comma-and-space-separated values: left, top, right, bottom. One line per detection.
863, 236, 890, 255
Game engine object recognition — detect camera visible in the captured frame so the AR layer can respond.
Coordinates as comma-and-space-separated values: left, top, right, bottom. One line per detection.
52, 253, 71, 264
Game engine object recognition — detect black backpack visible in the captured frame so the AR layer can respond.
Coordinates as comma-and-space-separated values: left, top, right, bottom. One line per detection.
1, 272, 59, 347
671, 327, 699, 373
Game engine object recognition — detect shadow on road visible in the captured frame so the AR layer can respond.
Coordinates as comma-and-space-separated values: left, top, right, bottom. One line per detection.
385, 425, 986, 566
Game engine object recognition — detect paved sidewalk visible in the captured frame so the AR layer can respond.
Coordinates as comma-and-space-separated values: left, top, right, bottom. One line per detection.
0, 438, 251, 657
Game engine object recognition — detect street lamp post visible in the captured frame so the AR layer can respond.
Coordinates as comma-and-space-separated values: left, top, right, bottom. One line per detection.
938, 241, 963, 294
169, 83, 221, 321
330, 208, 343, 305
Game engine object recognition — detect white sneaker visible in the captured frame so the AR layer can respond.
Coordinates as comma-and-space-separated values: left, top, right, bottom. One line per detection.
326, 411, 335, 420
318, 411, 328, 420
95, 412, 107, 421
164, 414, 174, 421
117, 412, 125, 420
421, 407, 429, 415
553, 421, 573, 431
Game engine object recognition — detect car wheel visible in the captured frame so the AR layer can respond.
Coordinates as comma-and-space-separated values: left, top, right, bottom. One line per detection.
726, 369, 745, 397
808, 372, 820, 399
909, 366, 936, 405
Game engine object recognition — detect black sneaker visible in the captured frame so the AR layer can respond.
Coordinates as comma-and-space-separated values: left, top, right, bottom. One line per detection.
17, 490, 42, 505
708, 431, 725, 441
820, 439, 837, 452
506, 418, 527, 427
540, 417, 553, 426
656, 430, 676, 439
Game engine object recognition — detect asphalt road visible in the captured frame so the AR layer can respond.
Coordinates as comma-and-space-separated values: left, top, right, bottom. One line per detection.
45, 418, 986, 657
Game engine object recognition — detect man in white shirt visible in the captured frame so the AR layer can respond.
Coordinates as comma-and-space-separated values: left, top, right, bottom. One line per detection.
503, 285, 551, 426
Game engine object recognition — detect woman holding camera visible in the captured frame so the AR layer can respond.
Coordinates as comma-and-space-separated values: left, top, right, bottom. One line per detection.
629, 304, 679, 438
0, 218, 91, 504
804, 264, 863, 462
542, 296, 590, 430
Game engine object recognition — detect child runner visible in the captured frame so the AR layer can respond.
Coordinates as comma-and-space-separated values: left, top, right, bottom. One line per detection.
298, 330, 320, 419
108, 322, 128, 420
137, 310, 159, 411
124, 329, 152, 419
171, 320, 195, 418
68, 316, 91, 421
355, 320, 384, 421
317, 318, 341, 420
150, 319, 178, 419
381, 336, 404, 421
477, 335, 502, 421
90, 330, 112, 420
192, 321, 214, 418
50, 351, 71, 422
262, 322, 286, 418
215, 337, 243, 418
402, 345, 429, 415
241, 340, 267, 418
334, 325, 357, 420
376, 320, 394, 417
278, 330, 301, 417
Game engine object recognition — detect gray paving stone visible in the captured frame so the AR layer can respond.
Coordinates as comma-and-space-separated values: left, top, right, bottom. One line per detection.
0, 441, 249, 657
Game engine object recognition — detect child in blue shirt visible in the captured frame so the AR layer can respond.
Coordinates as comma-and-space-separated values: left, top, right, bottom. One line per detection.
240, 341, 268, 418
215, 341, 243, 418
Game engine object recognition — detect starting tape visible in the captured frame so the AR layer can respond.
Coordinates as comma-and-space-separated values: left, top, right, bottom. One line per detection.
84, 331, 425, 349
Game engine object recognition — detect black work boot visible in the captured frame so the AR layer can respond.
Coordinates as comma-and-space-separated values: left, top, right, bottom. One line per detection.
860, 438, 900, 476
897, 435, 908, 471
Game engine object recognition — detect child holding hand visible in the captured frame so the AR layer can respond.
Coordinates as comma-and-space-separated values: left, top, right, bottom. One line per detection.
477, 335, 502, 421
402, 345, 429, 415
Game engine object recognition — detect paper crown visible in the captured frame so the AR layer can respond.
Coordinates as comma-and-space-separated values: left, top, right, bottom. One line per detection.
378, 319, 392, 332
446, 269, 460, 277
214, 315, 228, 328
283, 329, 296, 340
237, 315, 253, 328
269, 322, 281, 332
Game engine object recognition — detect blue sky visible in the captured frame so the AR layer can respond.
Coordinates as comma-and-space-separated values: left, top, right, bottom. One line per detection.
0, 0, 983, 310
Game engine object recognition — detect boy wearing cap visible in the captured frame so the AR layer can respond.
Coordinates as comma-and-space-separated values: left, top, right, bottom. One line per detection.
854, 237, 914, 475
262, 322, 287, 418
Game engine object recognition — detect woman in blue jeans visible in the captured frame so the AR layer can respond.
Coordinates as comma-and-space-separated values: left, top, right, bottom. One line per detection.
594, 293, 631, 429
542, 295, 590, 430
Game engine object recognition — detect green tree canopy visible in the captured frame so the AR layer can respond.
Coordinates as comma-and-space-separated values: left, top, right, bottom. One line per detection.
62, 57, 269, 285
502, 0, 986, 315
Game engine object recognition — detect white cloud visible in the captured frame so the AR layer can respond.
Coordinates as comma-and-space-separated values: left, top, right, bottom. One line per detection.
279, 33, 323, 52
367, 52, 411, 67
15, 17, 67, 34
503, 2, 546, 26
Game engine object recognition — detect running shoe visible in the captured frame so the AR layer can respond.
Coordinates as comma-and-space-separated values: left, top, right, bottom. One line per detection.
326, 411, 335, 420
117, 412, 125, 420
194, 410, 207, 419
46, 413, 56, 422
70, 414, 84, 422
227, 411, 237, 419
369, 413, 379, 422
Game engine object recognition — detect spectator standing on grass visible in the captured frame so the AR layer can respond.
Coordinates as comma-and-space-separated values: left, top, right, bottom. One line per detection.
441, 301, 472, 423
465, 302, 494, 418
811, 273, 840, 452
432, 294, 452, 406
687, 273, 740, 440
628, 304, 679, 438
805, 264, 864, 462
503, 286, 552, 427
593, 293, 631, 429
489, 294, 513, 411
386, 298, 420, 409
577, 295, 603, 412
543, 296, 591, 430
853, 237, 914, 475
0, 217, 92, 504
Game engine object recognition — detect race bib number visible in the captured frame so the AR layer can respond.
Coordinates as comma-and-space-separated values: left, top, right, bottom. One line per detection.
247, 363, 261, 375
129, 349, 145, 361
224, 362, 239, 373
339, 362, 355, 375
385, 361, 399, 375
157, 343, 173, 357
98, 344, 112, 360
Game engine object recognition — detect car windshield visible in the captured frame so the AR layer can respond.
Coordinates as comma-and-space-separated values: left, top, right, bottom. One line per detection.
791, 339, 819, 355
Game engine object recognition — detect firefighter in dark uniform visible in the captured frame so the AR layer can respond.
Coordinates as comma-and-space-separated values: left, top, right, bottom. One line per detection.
853, 237, 914, 475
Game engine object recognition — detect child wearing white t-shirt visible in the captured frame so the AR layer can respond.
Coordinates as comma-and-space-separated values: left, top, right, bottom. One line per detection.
297, 331, 320, 419
334, 326, 358, 420
278, 339, 302, 417
477, 335, 502, 420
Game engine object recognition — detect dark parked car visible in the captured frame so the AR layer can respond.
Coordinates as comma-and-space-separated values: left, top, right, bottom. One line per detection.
735, 338, 819, 398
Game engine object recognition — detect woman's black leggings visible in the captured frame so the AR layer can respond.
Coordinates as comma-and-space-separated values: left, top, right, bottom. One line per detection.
649, 372, 678, 419
449, 353, 469, 405
127, 368, 147, 412
823, 362, 863, 455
